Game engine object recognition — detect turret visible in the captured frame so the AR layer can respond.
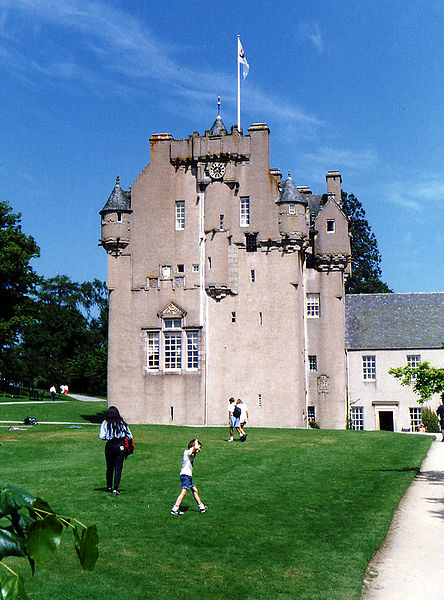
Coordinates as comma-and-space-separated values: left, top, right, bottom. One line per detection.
99, 176, 132, 255
276, 173, 309, 241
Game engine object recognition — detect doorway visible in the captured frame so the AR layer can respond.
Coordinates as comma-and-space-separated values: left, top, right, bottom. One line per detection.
379, 411, 394, 431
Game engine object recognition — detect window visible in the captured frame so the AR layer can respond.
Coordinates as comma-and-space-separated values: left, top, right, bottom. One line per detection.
409, 407, 422, 431
219, 214, 224, 230
177, 264, 184, 273
174, 276, 185, 288
288, 203, 296, 215
164, 332, 181, 369
308, 355, 317, 372
240, 197, 250, 227
175, 201, 185, 230
407, 355, 421, 368
231, 312, 236, 323
116, 212, 123, 223
307, 406, 316, 423
147, 332, 160, 369
164, 318, 181, 329
326, 219, 335, 232
148, 277, 159, 289
350, 407, 364, 430
306, 293, 320, 318
193, 264, 199, 273
250, 269, 255, 282
245, 232, 257, 252
187, 331, 199, 369
362, 355, 376, 380
160, 265, 172, 279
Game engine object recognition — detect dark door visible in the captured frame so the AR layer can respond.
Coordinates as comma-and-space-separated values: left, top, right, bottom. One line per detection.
379, 411, 394, 431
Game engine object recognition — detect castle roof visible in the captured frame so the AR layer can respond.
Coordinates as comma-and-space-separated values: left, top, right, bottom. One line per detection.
345, 293, 444, 350
100, 176, 131, 214
278, 175, 307, 205
209, 114, 227, 136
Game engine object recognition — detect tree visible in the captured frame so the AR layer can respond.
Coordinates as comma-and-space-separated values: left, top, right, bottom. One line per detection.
11, 276, 108, 395
0, 201, 40, 367
389, 361, 444, 403
0, 485, 98, 599
341, 192, 392, 294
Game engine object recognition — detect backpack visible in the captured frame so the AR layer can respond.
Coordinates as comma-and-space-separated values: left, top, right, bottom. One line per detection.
124, 436, 134, 457
233, 405, 242, 419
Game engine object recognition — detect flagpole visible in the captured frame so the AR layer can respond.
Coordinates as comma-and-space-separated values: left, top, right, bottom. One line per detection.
237, 35, 241, 131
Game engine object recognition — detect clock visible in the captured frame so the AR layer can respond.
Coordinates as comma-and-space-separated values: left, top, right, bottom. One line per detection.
208, 162, 226, 180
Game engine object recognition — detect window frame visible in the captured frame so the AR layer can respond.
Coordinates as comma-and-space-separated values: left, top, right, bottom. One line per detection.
326, 219, 335, 233
147, 331, 160, 370
409, 407, 422, 432
308, 355, 318, 372
175, 201, 185, 231
240, 196, 250, 227
407, 354, 421, 368
306, 293, 320, 318
362, 355, 376, 381
350, 406, 364, 430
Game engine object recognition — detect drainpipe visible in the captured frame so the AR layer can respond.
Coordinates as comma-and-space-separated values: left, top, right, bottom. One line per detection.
198, 188, 208, 425
302, 256, 309, 429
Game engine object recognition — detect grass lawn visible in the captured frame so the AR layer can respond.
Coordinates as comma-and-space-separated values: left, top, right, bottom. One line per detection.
0, 397, 107, 423
0, 410, 432, 600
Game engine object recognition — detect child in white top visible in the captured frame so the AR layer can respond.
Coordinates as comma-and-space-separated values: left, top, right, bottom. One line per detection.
171, 439, 207, 515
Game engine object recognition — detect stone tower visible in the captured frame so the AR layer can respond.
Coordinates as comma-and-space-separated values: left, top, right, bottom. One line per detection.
100, 113, 351, 428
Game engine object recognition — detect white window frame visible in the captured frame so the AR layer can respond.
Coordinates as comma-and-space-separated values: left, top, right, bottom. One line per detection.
362, 355, 376, 380
240, 196, 250, 227
409, 407, 422, 431
350, 407, 364, 430
288, 203, 296, 215
306, 293, 320, 318
186, 331, 199, 370
326, 219, 335, 233
308, 355, 317, 372
407, 354, 421, 368
147, 331, 160, 370
307, 406, 316, 423
175, 201, 185, 230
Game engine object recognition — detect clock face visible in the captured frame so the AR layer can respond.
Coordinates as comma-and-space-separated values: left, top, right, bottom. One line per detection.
208, 162, 226, 179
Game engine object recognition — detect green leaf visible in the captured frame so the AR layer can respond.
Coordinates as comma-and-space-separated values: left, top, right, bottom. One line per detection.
27, 498, 54, 521
73, 525, 98, 571
0, 571, 29, 600
0, 530, 26, 560
24, 515, 62, 565
0, 488, 36, 518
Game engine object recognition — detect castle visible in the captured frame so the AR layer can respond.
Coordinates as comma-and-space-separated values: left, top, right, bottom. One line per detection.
99, 113, 352, 428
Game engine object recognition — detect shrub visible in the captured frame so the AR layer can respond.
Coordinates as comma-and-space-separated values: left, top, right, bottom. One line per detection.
421, 407, 440, 433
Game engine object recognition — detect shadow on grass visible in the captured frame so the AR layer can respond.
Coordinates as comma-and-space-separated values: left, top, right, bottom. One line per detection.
364, 467, 421, 474
81, 410, 107, 424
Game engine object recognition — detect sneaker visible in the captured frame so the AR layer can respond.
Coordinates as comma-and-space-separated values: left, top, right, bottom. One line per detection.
112, 490, 120, 495
199, 505, 208, 513
227, 439, 233, 442
171, 508, 184, 515
106, 487, 112, 493
240, 434, 247, 442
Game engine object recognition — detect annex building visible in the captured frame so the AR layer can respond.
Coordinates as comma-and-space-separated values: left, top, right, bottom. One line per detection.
99, 113, 352, 428
346, 293, 444, 432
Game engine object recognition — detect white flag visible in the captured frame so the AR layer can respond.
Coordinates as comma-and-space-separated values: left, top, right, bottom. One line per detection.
238, 38, 249, 79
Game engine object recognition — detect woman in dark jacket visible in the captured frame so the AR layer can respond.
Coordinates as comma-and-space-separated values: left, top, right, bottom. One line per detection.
99, 406, 133, 495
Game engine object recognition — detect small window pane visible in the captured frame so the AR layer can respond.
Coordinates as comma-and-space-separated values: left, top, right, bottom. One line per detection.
240, 197, 250, 227
164, 318, 181, 329
175, 201, 185, 230
306, 293, 320, 318
308, 355, 317, 371
147, 332, 159, 369
187, 331, 199, 369
164, 332, 181, 369
350, 407, 364, 430
362, 356, 376, 380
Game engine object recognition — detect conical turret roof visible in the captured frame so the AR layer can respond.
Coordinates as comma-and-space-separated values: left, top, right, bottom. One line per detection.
100, 176, 131, 214
209, 114, 227, 136
278, 174, 308, 205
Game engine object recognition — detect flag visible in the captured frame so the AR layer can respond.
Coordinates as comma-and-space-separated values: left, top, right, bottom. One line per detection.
238, 37, 249, 79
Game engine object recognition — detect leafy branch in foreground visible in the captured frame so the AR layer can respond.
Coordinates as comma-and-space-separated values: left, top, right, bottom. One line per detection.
0, 485, 98, 600
389, 361, 444, 403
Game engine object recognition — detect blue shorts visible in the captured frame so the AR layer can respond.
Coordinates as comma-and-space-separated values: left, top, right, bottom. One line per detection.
180, 474, 195, 489
230, 415, 240, 428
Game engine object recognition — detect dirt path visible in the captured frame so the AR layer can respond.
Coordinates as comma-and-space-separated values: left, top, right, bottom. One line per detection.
362, 437, 444, 599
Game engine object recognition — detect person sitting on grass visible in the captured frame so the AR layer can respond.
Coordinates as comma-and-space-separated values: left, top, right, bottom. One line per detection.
171, 439, 207, 515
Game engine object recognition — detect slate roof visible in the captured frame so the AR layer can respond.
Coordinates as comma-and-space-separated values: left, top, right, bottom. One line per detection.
278, 175, 307, 205
345, 293, 444, 350
209, 114, 227, 136
100, 177, 131, 214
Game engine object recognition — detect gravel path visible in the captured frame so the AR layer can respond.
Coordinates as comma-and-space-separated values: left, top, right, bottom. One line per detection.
362, 437, 444, 599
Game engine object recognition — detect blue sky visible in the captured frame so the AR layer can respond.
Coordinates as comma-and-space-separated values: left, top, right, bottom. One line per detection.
1, 0, 443, 292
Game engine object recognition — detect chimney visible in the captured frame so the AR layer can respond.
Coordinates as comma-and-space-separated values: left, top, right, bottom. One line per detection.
326, 171, 342, 205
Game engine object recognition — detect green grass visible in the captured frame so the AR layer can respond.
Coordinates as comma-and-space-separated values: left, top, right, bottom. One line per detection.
0, 398, 106, 423
0, 417, 432, 600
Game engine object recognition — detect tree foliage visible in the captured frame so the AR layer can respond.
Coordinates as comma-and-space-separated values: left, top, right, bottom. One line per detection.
389, 361, 444, 403
0, 201, 40, 359
8, 276, 108, 395
341, 192, 392, 294
0, 485, 98, 599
